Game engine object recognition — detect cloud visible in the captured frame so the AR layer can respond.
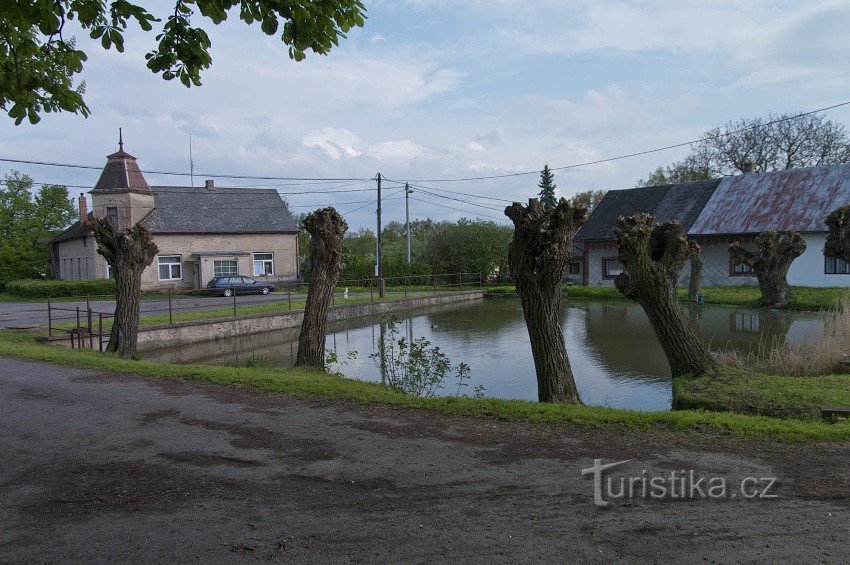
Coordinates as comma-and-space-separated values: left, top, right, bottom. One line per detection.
170, 110, 220, 138
302, 127, 363, 159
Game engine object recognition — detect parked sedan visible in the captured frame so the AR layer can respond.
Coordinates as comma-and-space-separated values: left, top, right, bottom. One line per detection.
205, 276, 275, 297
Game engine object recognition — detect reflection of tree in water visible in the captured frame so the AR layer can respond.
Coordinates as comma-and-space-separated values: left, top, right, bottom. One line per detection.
581, 303, 672, 382
692, 307, 794, 354
581, 303, 797, 381
423, 298, 525, 341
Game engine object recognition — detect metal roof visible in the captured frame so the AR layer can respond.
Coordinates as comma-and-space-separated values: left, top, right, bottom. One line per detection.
91, 149, 152, 194
689, 164, 850, 235
575, 179, 721, 241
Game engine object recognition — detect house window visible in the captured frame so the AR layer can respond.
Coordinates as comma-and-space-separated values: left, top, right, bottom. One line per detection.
105, 264, 113, 279
731, 261, 755, 276
825, 256, 850, 274
602, 257, 623, 279
213, 259, 238, 277
253, 253, 274, 276
106, 207, 118, 225
157, 255, 183, 281
568, 262, 581, 275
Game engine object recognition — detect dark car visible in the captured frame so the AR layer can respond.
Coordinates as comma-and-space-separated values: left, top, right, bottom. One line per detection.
205, 276, 275, 297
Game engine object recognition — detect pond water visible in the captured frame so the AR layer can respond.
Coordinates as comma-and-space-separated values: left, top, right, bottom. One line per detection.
143, 298, 825, 411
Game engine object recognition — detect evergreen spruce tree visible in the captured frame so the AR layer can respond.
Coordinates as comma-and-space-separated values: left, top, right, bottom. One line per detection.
537, 165, 557, 210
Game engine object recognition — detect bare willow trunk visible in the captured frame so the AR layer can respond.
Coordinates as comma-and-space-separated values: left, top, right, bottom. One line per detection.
614, 214, 716, 378
825, 205, 850, 261
687, 240, 702, 303
296, 207, 348, 369
505, 198, 588, 403
87, 218, 158, 359
729, 231, 806, 308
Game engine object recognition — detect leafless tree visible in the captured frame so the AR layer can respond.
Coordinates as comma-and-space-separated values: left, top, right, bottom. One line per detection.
729, 232, 807, 308
825, 205, 850, 261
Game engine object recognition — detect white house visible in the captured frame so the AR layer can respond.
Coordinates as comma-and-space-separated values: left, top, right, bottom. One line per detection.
575, 164, 850, 288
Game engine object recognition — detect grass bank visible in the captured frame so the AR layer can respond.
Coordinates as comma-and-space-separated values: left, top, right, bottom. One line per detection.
1, 331, 847, 443
674, 368, 850, 421
485, 285, 850, 310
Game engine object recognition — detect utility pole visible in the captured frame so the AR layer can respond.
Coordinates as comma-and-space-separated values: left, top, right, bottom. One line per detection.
376, 173, 384, 298
405, 182, 412, 264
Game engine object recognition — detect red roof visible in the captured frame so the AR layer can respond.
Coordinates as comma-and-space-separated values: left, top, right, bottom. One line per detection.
92, 143, 151, 194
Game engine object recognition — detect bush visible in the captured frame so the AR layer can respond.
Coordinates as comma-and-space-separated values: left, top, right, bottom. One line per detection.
338, 253, 431, 285
5, 278, 116, 298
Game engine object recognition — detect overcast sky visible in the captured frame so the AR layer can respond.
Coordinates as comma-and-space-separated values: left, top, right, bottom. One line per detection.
2, 0, 850, 229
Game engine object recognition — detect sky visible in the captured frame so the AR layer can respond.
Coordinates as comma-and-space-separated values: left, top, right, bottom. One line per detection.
2, 0, 850, 229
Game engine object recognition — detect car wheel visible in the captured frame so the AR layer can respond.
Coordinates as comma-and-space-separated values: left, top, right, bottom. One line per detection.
222, 288, 233, 297
261, 287, 270, 295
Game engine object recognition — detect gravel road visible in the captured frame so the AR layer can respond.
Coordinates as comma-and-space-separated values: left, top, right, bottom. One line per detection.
0, 357, 847, 563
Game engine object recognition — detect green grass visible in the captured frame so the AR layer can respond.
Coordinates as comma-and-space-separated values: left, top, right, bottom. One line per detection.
674, 367, 850, 421
483, 285, 850, 311
2, 330, 848, 443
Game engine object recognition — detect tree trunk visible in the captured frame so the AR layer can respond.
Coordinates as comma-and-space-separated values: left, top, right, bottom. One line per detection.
825, 205, 850, 261
687, 240, 702, 303
505, 198, 588, 403
296, 207, 348, 369
729, 231, 806, 308
613, 214, 716, 378
86, 218, 158, 359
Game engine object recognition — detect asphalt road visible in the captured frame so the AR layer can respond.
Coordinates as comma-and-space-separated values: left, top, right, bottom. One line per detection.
0, 292, 312, 329
0, 357, 847, 562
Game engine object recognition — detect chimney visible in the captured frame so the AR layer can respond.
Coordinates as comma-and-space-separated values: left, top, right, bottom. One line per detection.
205, 179, 215, 190
78, 193, 88, 224
741, 161, 756, 173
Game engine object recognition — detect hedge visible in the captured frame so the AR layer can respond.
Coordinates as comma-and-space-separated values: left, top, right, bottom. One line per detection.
5, 278, 116, 298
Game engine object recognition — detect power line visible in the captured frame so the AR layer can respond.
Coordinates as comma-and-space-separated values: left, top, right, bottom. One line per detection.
396, 100, 850, 183
0, 155, 372, 182
409, 195, 507, 221
410, 186, 505, 211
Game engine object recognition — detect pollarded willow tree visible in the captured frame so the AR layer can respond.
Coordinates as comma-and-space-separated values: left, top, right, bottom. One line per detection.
613, 214, 716, 378
687, 240, 703, 303
824, 205, 850, 261
505, 197, 588, 403
296, 207, 348, 369
86, 217, 158, 358
728, 231, 806, 308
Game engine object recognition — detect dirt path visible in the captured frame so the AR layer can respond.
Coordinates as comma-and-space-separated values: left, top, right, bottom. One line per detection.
0, 357, 847, 563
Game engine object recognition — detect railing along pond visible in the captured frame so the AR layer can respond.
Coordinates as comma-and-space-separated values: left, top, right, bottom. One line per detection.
46, 272, 484, 353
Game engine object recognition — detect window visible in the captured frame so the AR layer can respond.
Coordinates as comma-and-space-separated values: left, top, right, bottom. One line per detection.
157, 255, 183, 281
568, 262, 581, 275
106, 206, 118, 225
825, 256, 850, 274
214, 260, 238, 277
731, 261, 754, 276
105, 263, 113, 279
602, 257, 623, 279
253, 252, 274, 276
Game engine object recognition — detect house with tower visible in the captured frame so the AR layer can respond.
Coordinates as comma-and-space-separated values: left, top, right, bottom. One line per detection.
50, 134, 300, 290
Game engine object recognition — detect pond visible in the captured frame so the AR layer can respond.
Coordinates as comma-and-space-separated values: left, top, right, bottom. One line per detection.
142, 298, 825, 411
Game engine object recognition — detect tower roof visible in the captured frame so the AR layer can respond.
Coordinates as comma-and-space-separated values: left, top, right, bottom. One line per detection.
91, 129, 152, 194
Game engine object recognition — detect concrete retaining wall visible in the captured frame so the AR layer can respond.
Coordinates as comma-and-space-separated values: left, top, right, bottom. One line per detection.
46, 291, 484, 352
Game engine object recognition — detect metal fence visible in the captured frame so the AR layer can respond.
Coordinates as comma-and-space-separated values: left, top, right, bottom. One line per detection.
45, 272, 484, 351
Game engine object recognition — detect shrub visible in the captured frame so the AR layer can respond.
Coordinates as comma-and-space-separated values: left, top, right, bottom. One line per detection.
5, 278, 116, 298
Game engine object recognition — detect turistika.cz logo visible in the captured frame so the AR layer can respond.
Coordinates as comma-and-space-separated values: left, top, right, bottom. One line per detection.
581, 459, 779, 507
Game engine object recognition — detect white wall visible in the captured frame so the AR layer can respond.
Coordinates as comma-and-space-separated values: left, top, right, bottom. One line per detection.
582, 233, 848, 288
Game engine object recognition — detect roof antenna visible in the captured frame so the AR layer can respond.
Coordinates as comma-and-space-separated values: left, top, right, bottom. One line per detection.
119, 127, 124, 151
189, 133, 194, 188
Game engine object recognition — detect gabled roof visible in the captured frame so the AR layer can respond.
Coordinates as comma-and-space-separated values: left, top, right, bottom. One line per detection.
141, 186, 298, 234
91, 148, 152, 194
52, 214, 92, 243
575, 179, 721, 241
689, 163, 850, 235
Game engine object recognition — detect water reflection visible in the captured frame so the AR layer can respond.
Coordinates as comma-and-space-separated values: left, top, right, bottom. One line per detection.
142, 298, 824, 411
